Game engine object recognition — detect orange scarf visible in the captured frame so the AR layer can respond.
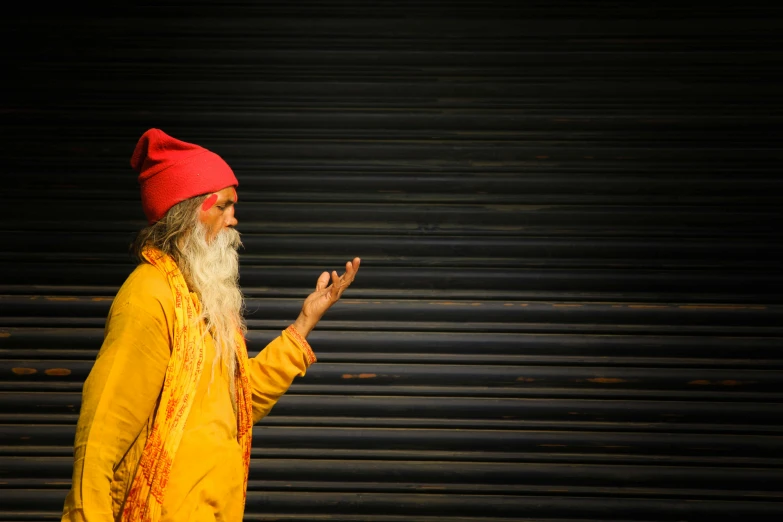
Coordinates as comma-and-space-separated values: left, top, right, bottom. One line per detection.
122, 247, 253, 521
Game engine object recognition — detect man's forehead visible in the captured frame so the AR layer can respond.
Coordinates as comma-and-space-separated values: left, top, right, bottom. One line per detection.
215, 186, 237, 201
219, 187, 237, 202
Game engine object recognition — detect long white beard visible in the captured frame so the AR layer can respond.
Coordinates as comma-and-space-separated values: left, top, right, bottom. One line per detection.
179, 222, 246, 387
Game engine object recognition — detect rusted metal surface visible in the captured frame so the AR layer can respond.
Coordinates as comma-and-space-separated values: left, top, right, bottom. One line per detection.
1, 1, 782, 520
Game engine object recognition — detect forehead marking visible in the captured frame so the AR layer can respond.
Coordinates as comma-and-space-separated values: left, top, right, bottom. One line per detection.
201, 193, 219, 212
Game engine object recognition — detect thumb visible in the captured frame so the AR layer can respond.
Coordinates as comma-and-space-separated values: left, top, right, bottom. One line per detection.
316, 271, 330, 291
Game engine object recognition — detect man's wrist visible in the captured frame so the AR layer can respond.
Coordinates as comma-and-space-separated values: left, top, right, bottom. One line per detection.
293, 313, 317, 339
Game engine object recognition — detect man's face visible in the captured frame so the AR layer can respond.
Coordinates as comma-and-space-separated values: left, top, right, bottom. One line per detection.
198, 186, 238, 242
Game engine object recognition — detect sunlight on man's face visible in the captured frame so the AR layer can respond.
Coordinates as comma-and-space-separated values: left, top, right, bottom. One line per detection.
198, 186, 238, 242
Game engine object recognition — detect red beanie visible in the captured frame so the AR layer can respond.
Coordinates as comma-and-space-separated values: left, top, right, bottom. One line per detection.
131, 128, 239, 223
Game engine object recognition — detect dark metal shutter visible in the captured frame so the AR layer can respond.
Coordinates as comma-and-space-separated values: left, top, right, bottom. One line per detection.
1, 2, 782, 520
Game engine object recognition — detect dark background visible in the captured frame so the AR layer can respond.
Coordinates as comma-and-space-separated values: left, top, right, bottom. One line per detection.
1, 1, 782, 520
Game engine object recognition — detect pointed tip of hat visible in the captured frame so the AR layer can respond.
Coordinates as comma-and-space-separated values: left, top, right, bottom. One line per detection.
130, 128, 176, 172
139, 128, 167, 141
131, 128, 159, 172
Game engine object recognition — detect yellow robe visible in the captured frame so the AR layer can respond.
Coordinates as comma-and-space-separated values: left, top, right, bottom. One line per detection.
62, 263, 315, 521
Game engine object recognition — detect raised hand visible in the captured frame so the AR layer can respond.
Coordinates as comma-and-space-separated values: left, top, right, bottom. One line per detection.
293, 257, 361, 338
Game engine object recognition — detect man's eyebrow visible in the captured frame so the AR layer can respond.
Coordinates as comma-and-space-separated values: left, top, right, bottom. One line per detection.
219, 199, 235, 207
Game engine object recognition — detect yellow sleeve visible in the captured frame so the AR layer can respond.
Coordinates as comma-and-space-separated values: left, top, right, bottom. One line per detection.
247, 324, 317, 424
62, 301, 171, 521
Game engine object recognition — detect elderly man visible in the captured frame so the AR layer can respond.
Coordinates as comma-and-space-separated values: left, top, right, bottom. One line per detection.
62, 129, 360, 521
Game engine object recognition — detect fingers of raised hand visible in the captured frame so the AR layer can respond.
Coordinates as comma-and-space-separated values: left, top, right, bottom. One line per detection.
343, 257, 361, 284
316, 271, 330, 292
326, 270, 340, 301
327, 259, 360, 300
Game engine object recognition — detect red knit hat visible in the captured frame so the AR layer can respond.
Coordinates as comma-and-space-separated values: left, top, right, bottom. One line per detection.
131, 128, 239, 223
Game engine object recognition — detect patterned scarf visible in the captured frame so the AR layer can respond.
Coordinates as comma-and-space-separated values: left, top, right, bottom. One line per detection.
122, 246, 254, 521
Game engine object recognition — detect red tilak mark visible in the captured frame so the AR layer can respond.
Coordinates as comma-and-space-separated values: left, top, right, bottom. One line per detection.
202, 194, 218, 211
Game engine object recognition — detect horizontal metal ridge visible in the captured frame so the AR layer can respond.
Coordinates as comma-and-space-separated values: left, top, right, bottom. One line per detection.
2, 489, 783, 518
4, 456, 783, 493
8, 327, 782, 354
6, 348, 783, 370
5, 445, 783, 469
1, 286, 781, 305
3, 425, 783, 457
2, 392, 782, 424
3, 318, 782, 336
5, 381, 783, 403
2, 360, 783, 390
2, 296, 780, 326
